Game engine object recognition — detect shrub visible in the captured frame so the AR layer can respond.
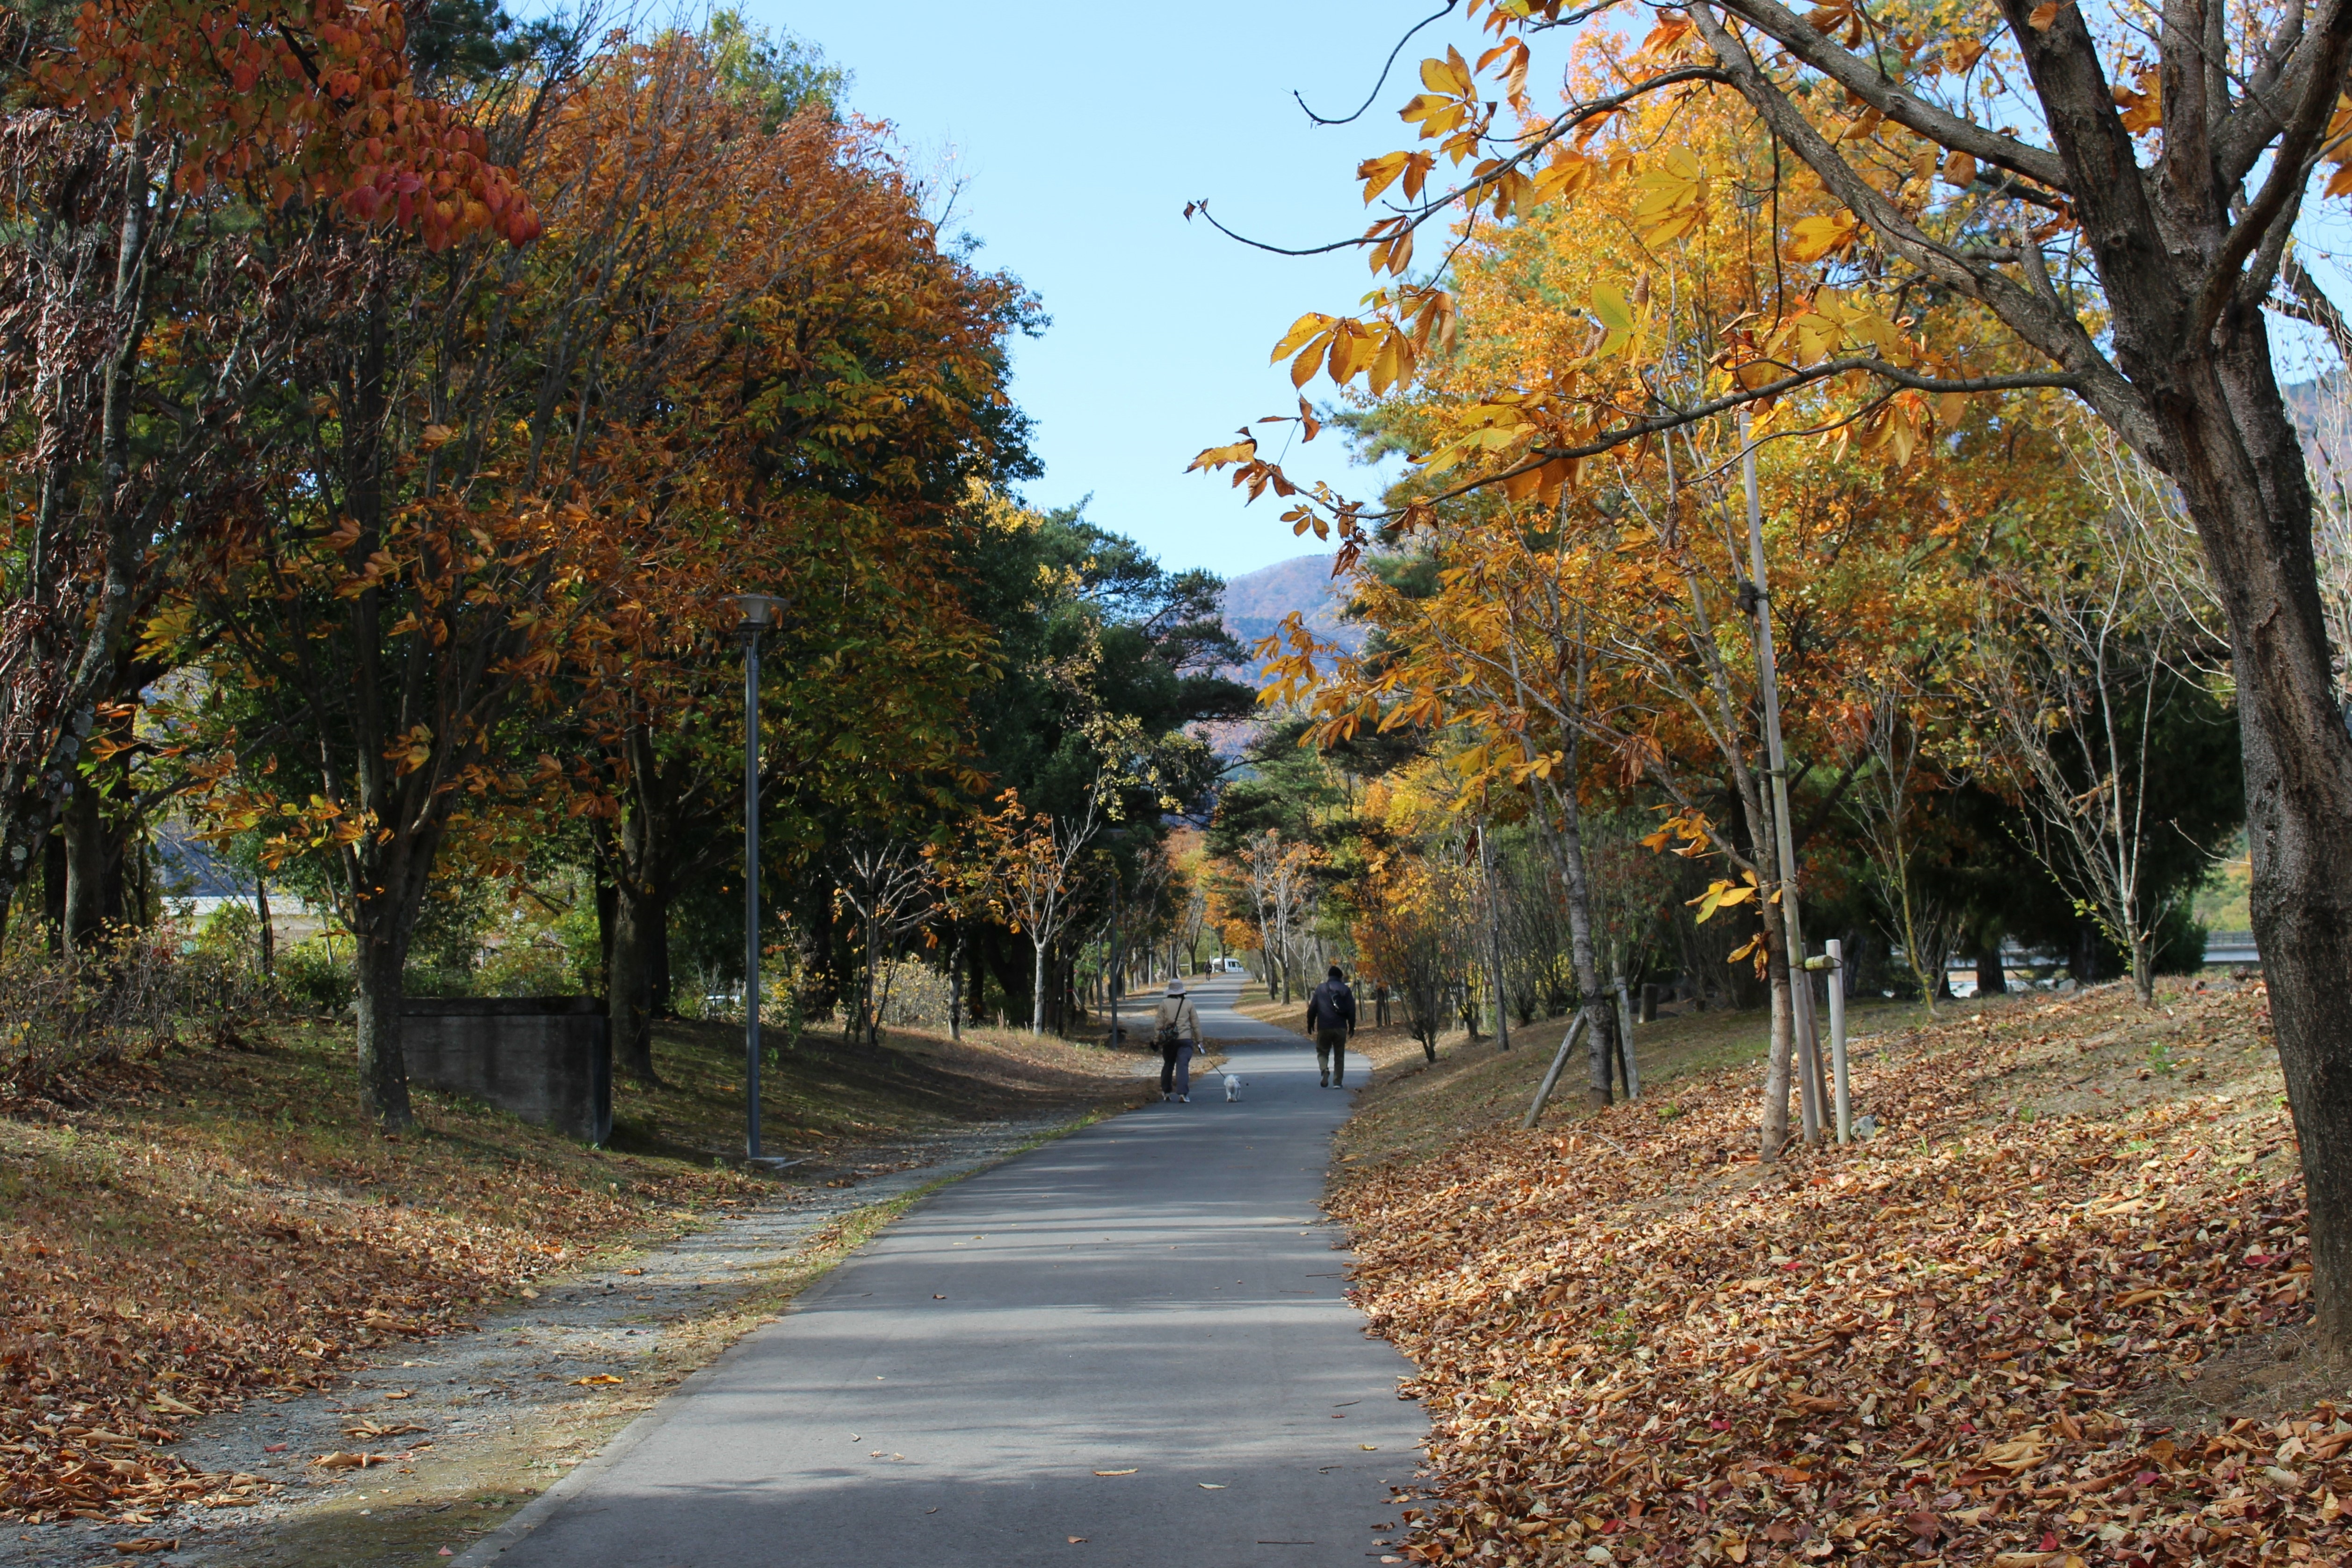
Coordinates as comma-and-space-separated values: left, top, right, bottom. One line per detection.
0, 921, 272, 1092
473, 938, 580, 997
274, 936, 354, 1011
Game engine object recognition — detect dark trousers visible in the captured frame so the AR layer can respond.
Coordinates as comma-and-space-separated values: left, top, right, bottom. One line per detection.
1315, 1029, 1348, 1084
1159, 1044, 1194, 1096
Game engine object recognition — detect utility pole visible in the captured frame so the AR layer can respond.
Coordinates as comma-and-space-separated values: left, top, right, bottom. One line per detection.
733, 592, 785, 1163
1739, 412, 1826, 1142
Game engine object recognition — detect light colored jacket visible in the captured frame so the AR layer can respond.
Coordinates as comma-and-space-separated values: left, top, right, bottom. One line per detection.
1153, 993, 1200, 1046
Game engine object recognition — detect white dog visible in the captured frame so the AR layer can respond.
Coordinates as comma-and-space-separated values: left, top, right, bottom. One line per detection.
1223, 1073, 1245, 1102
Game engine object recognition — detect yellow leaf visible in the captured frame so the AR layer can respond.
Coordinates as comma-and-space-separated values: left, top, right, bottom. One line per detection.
1591, 284, 1636, 336
1327, 324, 1375, 384
1187, 438, 1257, 472
1290, 336, 1330, 388
1418, 47, 1471, 96
1794, 312, 1843, 361
1942, 150, 1978, 190
1269, 312, 1335, 363
1787, 212, 1860, 263
1359, 151, 1411, 204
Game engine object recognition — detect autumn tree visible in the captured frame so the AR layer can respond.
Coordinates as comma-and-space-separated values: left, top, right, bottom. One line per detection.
0, 2, 536, 952
971, 785, 1106, 1034
1194, 0, 2352, 1345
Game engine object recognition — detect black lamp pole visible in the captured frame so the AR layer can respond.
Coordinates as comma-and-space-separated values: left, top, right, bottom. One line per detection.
734, 592, 785, 1161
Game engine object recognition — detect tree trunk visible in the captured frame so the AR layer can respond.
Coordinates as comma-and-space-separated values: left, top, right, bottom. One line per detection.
607, 728, 668, 1082
2070, 920, 2102, 985
593, 860, 615, 994
948, 931, 964, 1042
1030, 938, 1046, 1034
40, 828, 65, 953
1758, 929, 1796, 1158
609, 873, 660, 1084
353, 928, 415, 1130
1535, 770, 1617, 1110
650, 904, 673, 1019
2149, 324, 2352, 1349
61, 783, 123, 949
1975, 942, 2007, 996
256, 876, 274, 975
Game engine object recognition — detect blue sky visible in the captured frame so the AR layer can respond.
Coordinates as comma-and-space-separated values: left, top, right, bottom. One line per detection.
731, 0, 1428, 576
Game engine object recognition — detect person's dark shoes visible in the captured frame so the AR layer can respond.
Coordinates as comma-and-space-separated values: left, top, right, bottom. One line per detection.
1318, 1075, 1329, 1087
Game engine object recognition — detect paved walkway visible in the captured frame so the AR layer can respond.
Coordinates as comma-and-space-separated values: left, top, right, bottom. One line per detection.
459, 979, 1421, 1567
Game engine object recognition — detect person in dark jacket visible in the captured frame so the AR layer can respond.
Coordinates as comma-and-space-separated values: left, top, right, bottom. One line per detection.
1305, 965, 1357, 1088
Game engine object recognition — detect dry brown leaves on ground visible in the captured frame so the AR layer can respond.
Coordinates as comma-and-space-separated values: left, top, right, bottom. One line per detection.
0, 1060, 760, 1525
1329, 984, 2344, 1567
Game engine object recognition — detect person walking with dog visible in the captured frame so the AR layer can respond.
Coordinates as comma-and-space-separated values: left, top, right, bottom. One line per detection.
1154, 977, 1201, 1103
1306, 965, 1357, 1088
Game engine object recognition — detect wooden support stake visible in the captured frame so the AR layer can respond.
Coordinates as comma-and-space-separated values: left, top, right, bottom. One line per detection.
1524, 1012, 1591, 1129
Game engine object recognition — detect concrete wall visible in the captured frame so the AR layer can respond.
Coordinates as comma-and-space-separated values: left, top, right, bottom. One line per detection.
400, 997, 610, 1145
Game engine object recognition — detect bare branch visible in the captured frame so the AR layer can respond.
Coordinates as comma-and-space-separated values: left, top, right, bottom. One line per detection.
1714, 0, 2070, 190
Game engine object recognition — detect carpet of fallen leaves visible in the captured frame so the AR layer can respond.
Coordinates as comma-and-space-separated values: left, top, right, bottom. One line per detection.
0, 1011, 1136, 1529
0, 1060, 762, 1529
1329, 983, 2347, 1567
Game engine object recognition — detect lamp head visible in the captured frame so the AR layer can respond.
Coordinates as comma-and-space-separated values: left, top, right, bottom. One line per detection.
733, 592, 787, 632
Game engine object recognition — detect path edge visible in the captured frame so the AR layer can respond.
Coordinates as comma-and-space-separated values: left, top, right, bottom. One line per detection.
447, 1105, 1118, 1567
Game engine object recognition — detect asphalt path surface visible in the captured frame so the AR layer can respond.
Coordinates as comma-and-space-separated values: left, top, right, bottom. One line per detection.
459, 977, 1423, 1567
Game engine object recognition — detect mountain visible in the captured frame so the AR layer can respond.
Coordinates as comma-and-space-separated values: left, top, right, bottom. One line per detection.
1219, 553, 1364, 659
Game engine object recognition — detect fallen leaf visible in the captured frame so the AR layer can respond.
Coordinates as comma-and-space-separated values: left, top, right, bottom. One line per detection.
1068, 1537, 1087, 1544
309, 1452, 389, 1470
570, 1375, 624, 1386
111, 1543, 178, 1557
1093, 1468, 1138, 1476
1200, 1482, 1227, 1489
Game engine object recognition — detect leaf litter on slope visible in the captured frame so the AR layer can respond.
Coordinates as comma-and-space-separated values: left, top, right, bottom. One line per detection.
1327, 981, 2346, 1566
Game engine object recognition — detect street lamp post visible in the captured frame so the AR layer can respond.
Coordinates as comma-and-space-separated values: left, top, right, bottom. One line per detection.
734, 592, 786, 1162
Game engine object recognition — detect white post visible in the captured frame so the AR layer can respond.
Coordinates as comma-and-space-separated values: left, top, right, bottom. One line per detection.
1827, 939, 1851, 1143
1613, 975, 1639, 1100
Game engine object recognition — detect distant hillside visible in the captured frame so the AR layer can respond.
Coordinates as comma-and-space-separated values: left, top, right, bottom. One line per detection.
1220, 553, 1364, 660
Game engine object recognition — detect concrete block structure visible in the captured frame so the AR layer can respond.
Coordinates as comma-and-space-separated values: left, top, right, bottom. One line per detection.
399, 996, 611, 1144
